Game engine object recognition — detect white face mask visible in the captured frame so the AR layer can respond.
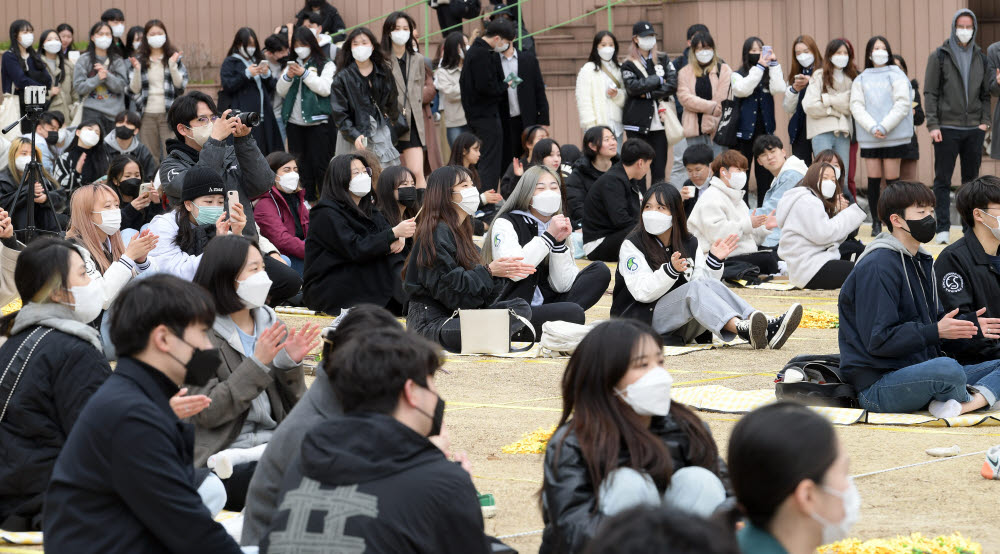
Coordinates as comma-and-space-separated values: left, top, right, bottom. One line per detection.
390, 30, 410, 46
493, 41, 509, 54
43, 40, 62, 54
242, 46, 257, 58
94, 36, 113, 51
277, 172, 300, 193
65, 280, 105, 324
531, 189, 562, 217
834, 166, 842, 180
642, 211, 673, 235
831, 54, 850, 69
598, 46, 616, 62
810, 478, 861, 545
695, 49, 715, 64
615, 366, 673, 416
236, 270, 272, 309
294, 46, 311, 60
454, 187, 480, 215
871, 49, 889, 66
79, 128, 100, 148
352, 45, 373, 62
956, 28, 974, 44
147, 34, 166, 49
93, 208, 121, 235
979, 210, 1000, 241
820, 179, 838, 199
111, 24, 125, 38
187, 123, 213, 147
796, 52, 815, 67
19, 33, 35, 49
727, 170, 747, 190
133, 40, 143, 50
348, 173, 372, 196
637, 36, 657, 52
14, 155, 30, 173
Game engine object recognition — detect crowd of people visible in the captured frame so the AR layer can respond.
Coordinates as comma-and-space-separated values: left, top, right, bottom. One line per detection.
1, 2, 1000, 553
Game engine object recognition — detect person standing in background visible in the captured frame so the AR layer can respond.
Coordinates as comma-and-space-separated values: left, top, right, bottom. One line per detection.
73, 21, 128, 134
99, 8, 127, 58
2, 20, 53, 134
802, 38, 856, 194
435, 32, 469, 147
220, 27, 283, 156
783, 35, 822, 166
668, 23, 709, 188
382, 12, 434, 189
575, 31, 626, 151
676, 32, 730, 159
38, 29, 78, 125
499, 38, 550, 161
129, 20, 188, 163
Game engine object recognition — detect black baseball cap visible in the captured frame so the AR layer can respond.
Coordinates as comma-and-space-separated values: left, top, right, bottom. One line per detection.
632, 21, 655, 37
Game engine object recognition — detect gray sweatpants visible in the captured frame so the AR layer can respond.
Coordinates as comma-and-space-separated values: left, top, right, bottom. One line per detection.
651, 279, 755, 342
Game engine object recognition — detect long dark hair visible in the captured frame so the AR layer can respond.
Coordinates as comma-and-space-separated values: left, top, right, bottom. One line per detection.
728, 402, 838, 529
554, 319, 719, 502
226, 27, 265, 64
107, 153, 143, 187
38, 29, 66, 83
448, 132, 482, 190
0, 237, 76, 336
290, 25, 328, 65
173, 200, 206, 254
738, 36, 766, 86
124, 26, 144, 58
440, 31, 465, 70
137, 20, 179, 70
321, 154, 373, 217
380, 11, 418, 57
822, 39, 858, 91
408, 165, 479, 271
587, 30, 619, 70
376, 165, 417, 228
84, 21, 120, 74
632, 183, 693, 267
9, 20, 43, 73
798, 162, 840, 218
336, 27, 387, 72
863, 35, 894, 70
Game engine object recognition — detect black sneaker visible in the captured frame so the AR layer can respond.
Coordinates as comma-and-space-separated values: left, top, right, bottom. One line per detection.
734, 311, 767, 349
767, 303, 803, 350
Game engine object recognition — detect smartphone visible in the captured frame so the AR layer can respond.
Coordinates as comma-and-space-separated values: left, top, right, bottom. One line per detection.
227, 190, 240, 208
761, 45, 773, 61
287, 60, 300, 66
139, 183, 153, 195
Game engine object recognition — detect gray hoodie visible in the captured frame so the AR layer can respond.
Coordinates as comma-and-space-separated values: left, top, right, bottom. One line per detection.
948, 8, 978, 100
857, 232, 939, 313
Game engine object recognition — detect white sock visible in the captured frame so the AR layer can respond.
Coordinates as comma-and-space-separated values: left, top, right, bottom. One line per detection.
928, 399, 962, 419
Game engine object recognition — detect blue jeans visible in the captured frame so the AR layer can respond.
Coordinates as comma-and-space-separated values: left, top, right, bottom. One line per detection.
857, 358, 1000, 413
446, 125, 470, 146
597, 466, 726, 518
811, 132, 851, 193
287, 256, 304, 276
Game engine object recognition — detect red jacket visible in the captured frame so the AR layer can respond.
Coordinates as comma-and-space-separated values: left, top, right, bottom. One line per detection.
253, 187, 310, 259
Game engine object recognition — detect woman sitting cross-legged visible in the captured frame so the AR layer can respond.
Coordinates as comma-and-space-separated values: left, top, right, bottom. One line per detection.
403, 165, 535, 352
483, 165, 611, 334
611, 183, 802, 349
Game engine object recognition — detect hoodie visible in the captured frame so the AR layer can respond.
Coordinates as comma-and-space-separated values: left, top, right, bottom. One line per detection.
688, 176, 770, 256
564, 156, 611, 229
760, 155, 809, 247
924, 9, 990, 131
103, 131, 157, 180
260, 412, 491, 554
948, 9, 977, 99
838, 233, 945, 392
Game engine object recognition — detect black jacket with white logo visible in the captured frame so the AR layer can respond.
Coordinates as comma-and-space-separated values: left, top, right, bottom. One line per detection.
935, 231, 1000, 364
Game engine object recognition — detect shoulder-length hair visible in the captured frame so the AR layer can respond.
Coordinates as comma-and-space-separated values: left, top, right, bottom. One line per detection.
448, 132, 482, 190
821, 39, 858, 91
814, 149, 846, 193
631, 183, 693, 266
192, 234, 262, 315
65, 183, 126, 273
38, 29, 67, 83
687, 32, 718, 78
407, 165, 479, 271
380, 11, 418, 57
529, 138, 561, 168
375, 165, 418, 228
0, 237, 77, 336
336, 27, 387, 73
798, 162, 839, 218
587, 30, 619, 71
439, 31, 464, 71
226, 27, 266, 64
321, 154, 374, 218
789, 34, 822, 77
862, 35, 894, 70
137, 20, 179, 70
482, 165, 564, 265
290, 25, 328, 65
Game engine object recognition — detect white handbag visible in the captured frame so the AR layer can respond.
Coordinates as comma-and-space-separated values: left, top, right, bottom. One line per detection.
447, 308, 536, 355
660, 99, 685, 146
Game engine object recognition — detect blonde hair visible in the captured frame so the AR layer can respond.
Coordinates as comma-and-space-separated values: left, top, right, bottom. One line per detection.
688, 33, 719, 78
65, 184, 125, 274
6, 137, 60, 186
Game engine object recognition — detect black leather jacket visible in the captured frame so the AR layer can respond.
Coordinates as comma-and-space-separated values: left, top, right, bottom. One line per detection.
621, 53, 678, 134
539, 415, 731, 554
331, 62, 399, 143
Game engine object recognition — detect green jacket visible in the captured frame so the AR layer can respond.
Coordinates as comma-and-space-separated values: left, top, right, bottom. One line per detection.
280, 57, 333, 124
736, 523, 790, 554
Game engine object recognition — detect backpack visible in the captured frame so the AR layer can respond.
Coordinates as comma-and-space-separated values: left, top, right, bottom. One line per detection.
774, 354, 858, 408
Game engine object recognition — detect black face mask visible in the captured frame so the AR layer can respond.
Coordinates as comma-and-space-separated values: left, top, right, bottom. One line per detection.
119, 178, 141, 198
396, 186, 418, 209
417, 387, 445, 437
168, 337, 221, 387
748, 53, 761, 66
902, 215, 936, 244
115, 125, 135, 140
45, 130, 58, 146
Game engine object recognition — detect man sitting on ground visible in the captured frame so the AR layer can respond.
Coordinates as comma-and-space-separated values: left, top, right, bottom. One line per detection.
582, 138, 654, 262
754, 134, 809, 248
680, 143, 715, 216
839, 181, 1000, 417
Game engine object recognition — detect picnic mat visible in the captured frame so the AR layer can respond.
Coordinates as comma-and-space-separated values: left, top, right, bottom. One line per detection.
0, 510, 243, 545
444, 338, 749, 359
673, 384, 1000, 427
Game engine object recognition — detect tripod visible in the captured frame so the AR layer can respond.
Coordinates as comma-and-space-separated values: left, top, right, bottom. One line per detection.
2, 109, 64, 243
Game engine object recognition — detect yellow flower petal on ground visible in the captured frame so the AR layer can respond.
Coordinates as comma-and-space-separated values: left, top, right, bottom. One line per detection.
501, 425, 558, 454
819, 532, 980, 554
2, 298, 21, 316
801, 308, 839, 329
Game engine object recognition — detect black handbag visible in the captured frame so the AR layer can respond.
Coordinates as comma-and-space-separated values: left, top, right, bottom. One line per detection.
391, 54, 412, 144
713, 97, 740, 148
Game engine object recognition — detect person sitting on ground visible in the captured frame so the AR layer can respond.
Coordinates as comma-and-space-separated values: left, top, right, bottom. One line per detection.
728, 402, 859, 553
499, 124, 549, 198
104, 110, 157, 178
241, 304, 402, 546
0, 208, 20, 307
839, 181, 1000, 416
679, 143, 715, 216
0, 238, 112, 531
540, 319, 730, 554
254, 152, 310, 276
565, 126, 618, 233
260, 328, 492, 553
21, 111, 64, 174
403, 166, 534, 352
611, 183, 801, 349
583, 505, 739, 554
483, 165, 612, 334
0, 137, 67, 240
687, 149, 779, 275
43, 275, 245, 553
57, 119, 111, 188
375, 165, 423, 259
107, 153, 164, 234
776, 162, 867, 289
583, 138, 654, 262
447, 132, 503, 233
754, 134, 809, 249
302, 154, 415, 316
526, 138, 569, 186
935, 176, 1000, 366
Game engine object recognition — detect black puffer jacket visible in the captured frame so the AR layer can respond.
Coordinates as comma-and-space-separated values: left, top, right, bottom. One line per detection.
539, 415, 731, 554
0, 168, 66, 239
564, 156, 611, 230
331, 62, 399, 144
621, 54, 678, 134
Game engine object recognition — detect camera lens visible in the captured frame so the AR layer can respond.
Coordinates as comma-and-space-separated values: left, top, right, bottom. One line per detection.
227, 111, 261, 127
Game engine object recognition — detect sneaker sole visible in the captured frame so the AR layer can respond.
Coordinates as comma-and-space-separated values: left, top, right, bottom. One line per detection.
769, 303, 803, 350
747, 311, 767, 349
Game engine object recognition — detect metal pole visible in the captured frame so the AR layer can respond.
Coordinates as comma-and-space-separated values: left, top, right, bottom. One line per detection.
518, 1, 523, 50
424, 2, 430, 52
607, 0, 612, 31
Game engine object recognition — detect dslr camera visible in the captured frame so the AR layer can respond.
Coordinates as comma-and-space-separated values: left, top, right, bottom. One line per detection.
226, 110, 261, 127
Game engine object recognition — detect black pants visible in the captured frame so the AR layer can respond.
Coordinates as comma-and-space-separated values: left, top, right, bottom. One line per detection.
738, 137, 775, 208
508, 115, 525, 159
933, 127, 985, 232
805, 259, 855, 290
629, 130, 667, 185
434, 2, 467, 37
521, 261, 611, 336
469, 114, 505, 191
286, 121, 334, 202
791, 132, 813, 167
222, 461, 257, 512
728, 249, 780, 276
586, 228, 631, 262
264, 254, 302, 306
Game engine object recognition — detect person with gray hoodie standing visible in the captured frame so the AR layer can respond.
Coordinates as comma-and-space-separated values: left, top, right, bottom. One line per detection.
73, 22, 129, 134
924, 8, 990, 245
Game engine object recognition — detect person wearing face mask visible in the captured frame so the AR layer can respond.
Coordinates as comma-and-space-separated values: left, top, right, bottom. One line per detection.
484, 165, 611, 337
106, 153, 164, 233
374, 166, 423, 262
128, 19, 188, 164
575, 31, 626, 150
493, 24, 549, 163
802, 39, 857, 189
0, 137, 68, 239
189, 235, 318, 511
840, 181, 1000, 417
925, 9, 990, 245
261, 327, 493, 553
21, 111, 64, 174
221, 27, 284, 157
254, 152, 311, 276
783, 35, 823, 167
37, 29, 78, 124
434, 32, 470, 146
566, 126, 619, 232
99, 8, 128, 57
73, 21, 128, 134
124, 25, 144, 59
851, 36, 914, 237
0, 238, 112, 531
583, 139, 655, 262
57, 120, 111, 188
729, 402, 860, 554
613, 183, 800, 349
44, 275, 248, 553
294, 0, 346, 40
676, 31, 732, 159
103, 110, 157, 177
2, 20, 54, 134
775, 163, 867, 290
540, 319, 729, 554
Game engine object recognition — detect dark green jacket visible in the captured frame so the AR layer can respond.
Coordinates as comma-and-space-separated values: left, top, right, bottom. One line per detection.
280, 57, 333, 124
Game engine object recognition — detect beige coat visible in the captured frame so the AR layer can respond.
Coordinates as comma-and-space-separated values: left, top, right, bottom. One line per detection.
802, 68, 853, 139
42, 55, 77, 123
0, 241, 19, 308
676, 62, 733, 138
390, 52, 435, 145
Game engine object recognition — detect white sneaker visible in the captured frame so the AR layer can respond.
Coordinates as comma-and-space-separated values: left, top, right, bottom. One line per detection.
935, 231, 950, 244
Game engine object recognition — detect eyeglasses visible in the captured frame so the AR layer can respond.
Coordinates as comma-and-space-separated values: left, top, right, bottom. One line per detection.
350, 167, 373, 178
192, 115, 219, 125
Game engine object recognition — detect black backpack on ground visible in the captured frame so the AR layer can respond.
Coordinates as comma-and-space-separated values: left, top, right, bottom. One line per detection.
775, 354, 858, 408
